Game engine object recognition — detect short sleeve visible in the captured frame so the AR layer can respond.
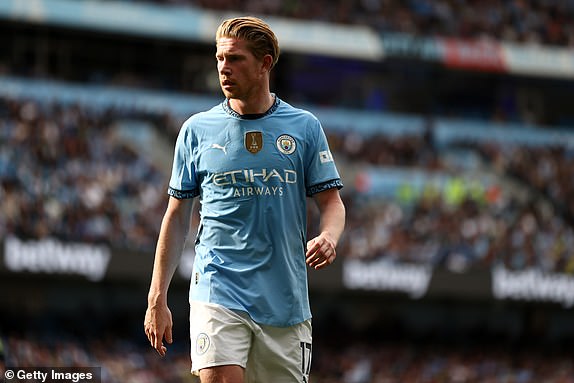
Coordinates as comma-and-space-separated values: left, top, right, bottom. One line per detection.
168, 121, 199, 199
305, 117, 343, 197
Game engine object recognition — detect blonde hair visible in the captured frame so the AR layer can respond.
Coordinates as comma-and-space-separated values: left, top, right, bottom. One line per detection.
216, 16, 280, 69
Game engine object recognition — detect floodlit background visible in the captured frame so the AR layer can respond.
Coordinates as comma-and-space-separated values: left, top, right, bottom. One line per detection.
1, 0, 574, 382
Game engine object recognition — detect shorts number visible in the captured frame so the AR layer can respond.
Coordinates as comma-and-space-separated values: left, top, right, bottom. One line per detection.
300, 341, 312, 382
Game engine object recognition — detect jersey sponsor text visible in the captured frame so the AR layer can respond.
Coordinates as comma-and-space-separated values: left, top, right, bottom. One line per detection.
213, 168, 297, 186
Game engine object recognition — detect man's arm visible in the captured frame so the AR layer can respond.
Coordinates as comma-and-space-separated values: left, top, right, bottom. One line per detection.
306, 187, 346, 270
144, 196, 193, 356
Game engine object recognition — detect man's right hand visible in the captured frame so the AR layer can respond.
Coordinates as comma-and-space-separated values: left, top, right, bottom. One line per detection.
144, 302, 173, 357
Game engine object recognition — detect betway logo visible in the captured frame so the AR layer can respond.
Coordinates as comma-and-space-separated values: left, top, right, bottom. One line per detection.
4, 236, 111, 282
343, 258, 432, 299
213, 168, 297, 186
492, 265, 574, 307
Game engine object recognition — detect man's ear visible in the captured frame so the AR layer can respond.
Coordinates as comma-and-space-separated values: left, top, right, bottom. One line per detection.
261, 54, 273, 73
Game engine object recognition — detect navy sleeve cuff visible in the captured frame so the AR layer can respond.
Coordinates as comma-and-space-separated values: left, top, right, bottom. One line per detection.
306, 179, 343, 197
168, 187, 199, 199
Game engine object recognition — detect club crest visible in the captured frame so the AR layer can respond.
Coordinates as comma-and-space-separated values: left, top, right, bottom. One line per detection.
276, 134, 296, 155
196, 333, 210, 355
245, 131, 263, 154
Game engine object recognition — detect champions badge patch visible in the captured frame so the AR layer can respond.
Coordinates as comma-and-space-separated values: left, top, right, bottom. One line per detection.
245, 131, 263, 154
276, 134, 296, 155
196, 333, 211, 355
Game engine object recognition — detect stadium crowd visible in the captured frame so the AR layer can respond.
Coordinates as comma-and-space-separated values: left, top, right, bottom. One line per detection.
3, 2, 574, 382
137, 0, 574, 47
2, 330, 573, 383
476, 142, 574, 228
341, 190, 574, 273
1, 334, 192, 383
2, 94, 574, 274
0, 96, 171, 251
328, 128, 574, 274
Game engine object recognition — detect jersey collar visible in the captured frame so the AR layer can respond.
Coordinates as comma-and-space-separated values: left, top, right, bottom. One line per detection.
223, 95, 280, 120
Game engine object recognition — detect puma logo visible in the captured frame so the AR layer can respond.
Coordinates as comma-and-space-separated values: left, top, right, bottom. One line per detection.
211, 142, 229, 155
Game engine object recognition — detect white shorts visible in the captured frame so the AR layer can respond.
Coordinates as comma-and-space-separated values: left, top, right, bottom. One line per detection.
189, 300, 313, 383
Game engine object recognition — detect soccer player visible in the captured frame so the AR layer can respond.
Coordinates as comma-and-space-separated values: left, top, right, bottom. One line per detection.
144, 16, 345, 383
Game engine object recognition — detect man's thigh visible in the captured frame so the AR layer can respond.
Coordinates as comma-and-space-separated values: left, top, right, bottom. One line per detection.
189, 301, 252, 376
199, 365, 244, 383
246, 319, 313, 383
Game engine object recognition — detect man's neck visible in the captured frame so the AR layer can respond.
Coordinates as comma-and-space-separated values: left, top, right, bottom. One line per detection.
228, 93, 275, 116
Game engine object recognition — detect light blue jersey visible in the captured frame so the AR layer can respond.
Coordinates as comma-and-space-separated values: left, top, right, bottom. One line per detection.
168, 97, 342, 327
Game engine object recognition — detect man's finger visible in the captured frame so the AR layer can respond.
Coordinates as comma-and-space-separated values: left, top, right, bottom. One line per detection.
165, 326, 173, 344
307, 243, 326, 260
306, 236, 322, 250
153, 334, 165, 356
313, 255, 333, 269
307, 252, 324, 267
306, 252, 321, 266
309, 247, 336, 269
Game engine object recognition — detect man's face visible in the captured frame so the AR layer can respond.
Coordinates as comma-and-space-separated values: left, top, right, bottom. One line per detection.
216, 37, 267, 100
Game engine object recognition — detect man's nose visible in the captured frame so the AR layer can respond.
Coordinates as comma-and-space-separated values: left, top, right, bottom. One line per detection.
219, 60, 231, 75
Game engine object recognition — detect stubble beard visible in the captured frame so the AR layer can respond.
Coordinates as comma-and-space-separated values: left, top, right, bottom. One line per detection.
221, 86, 239, 100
